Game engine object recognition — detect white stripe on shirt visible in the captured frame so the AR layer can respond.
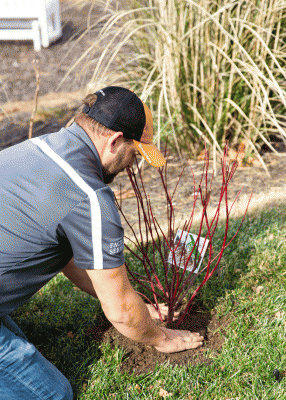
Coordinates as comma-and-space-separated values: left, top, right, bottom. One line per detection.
30, 137, 103, 269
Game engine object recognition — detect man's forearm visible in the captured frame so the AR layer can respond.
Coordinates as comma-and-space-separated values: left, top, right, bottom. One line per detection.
62, 261, 204, 353
62, 259, 98, 298
102, 290, 166, 346
103, 293, 204, 353
62, 259, 164, 345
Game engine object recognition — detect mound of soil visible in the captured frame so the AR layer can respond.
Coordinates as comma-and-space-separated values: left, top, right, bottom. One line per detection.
85, 309, 228, 375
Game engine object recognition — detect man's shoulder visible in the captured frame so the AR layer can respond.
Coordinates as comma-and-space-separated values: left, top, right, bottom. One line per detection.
32, 125, 104, 186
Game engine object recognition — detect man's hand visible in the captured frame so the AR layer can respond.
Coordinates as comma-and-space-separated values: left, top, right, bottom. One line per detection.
146, 303, 180, 321
63, 260, 204, 353
154, 327, 204, 353
146, 303, 204, 352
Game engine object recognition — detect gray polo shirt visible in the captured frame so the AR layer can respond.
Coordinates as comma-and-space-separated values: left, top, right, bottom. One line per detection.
0, 123, 125, 317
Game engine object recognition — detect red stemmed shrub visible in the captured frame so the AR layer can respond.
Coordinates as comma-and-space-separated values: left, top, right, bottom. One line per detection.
115, 146, 251, 326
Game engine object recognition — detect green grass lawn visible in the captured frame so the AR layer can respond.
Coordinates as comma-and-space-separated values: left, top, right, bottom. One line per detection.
12, 202, 286, 399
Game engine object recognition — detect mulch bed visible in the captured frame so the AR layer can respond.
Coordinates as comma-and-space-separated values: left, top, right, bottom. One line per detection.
111, 145, 286, 241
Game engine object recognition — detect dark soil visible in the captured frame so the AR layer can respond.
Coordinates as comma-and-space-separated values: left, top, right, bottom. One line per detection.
85, 308, 228, 375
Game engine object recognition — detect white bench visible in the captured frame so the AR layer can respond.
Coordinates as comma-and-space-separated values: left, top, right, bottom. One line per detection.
0, 0, 62, 51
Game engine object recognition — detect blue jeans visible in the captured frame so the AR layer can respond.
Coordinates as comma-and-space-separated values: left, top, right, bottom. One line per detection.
0, 316, 73, 400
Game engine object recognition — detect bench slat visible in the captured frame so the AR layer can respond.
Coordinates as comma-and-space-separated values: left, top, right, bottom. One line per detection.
0, 0, 62, 51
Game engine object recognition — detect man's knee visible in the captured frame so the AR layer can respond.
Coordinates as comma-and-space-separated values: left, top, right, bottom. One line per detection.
60, 378, 73, 400
0, 318, 73, 400
43, 362, 73, 400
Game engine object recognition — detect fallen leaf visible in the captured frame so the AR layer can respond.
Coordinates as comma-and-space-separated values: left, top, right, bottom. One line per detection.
251, 159, 261, 167
135, 384, 141, 392
238, 140, 246, 153
258, 261, 265, 271
220, 365, 225, 371
228, 148, 238, 160
159, 388, 172, 398
67, 331, 74, 339
275, 311, 283, 318
114, 189, 135, 200
253, 285, 264, 295
197, 150, 206, 160
228, 147, 244, 167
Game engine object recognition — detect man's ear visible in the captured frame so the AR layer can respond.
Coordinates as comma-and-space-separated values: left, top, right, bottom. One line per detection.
108, 131, 124, 154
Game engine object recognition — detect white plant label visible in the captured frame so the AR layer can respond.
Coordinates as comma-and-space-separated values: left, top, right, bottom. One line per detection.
168, 229, 209, 273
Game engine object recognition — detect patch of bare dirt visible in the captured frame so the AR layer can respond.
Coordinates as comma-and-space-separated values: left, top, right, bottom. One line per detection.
85, 308, 228, 375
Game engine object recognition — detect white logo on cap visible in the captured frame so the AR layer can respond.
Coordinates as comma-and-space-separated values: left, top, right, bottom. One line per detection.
99, 90, 105, 96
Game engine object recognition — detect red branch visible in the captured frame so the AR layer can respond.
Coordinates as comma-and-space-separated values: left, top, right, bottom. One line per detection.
115, 144, 251, 325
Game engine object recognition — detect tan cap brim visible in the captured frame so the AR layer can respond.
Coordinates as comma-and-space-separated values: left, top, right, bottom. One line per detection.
133, 140, 166, 167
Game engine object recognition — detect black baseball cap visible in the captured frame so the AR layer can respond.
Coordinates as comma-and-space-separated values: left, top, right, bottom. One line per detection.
83, 86, 166, 167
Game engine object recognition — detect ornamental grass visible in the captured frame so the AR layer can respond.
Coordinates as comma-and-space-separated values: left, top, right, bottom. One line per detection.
62, 0, 286, 170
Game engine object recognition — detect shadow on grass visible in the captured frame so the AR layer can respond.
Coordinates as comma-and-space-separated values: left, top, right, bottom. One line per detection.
192, 200, 286, 312
10, 274, 112, 398
125, 199, 286, 319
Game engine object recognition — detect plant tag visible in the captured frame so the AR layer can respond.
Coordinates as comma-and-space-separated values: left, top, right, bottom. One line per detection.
168, 229, 209, 273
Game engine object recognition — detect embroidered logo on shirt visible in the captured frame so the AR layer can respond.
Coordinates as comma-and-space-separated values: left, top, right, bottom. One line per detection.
109, 238, 124, 255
